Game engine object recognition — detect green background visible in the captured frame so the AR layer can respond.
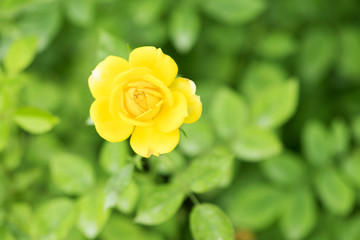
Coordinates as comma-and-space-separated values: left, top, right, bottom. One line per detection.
1, 0, 360, 239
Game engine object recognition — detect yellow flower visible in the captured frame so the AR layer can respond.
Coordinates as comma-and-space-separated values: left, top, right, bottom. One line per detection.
89, 46, 202, 157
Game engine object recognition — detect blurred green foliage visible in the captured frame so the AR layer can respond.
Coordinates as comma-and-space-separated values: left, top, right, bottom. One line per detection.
1, 0, 360, 239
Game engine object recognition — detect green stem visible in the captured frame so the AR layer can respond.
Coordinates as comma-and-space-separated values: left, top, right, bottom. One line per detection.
187, 191, 200, 205
133, 154, 143, 170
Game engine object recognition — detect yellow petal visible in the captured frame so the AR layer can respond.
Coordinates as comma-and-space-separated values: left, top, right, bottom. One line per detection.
130, 126, 180, 157
170, 77, 196, 99
170, 77, 202, 124
90, 97, 134, 142
142, 74, 173, 106
129, 47, 178, 86
155, 91, 188, 133
184, 95, 202, 124
89, 56, 129, 99
113, 67, 152, 85
136, 100, 163, 121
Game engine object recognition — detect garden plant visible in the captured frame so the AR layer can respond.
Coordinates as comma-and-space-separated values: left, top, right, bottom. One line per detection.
1, 0, 360, 239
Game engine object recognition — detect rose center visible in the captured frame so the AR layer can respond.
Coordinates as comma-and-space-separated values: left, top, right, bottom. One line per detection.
134, 90, 148, 110
123, 81, 162, 118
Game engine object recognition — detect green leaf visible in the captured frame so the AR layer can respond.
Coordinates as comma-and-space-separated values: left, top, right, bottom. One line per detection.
227, 183, 282, 230
169, 5, 201, 54
0, 229, 15, 240
3, 36, 38, 75
135, 183, 185, 225
16, 1, 61, 50
337, 214, 360, 240
308, 232, 330, 240
65, 228, 87, 240
175, 147, 234, 193
115, 180, 139, 214
202, 0, 266, 25
280, 187, 317, 240
260, 151, 306, 185
3, 137, 22, 170
32, 198, 76, 240
240, 62, 287, 99
50, 153, 95, 195
101, 214, 163, 240
0, 90, 6, 114
104, 164, 134, 209
77, 187, 111, 239
352, 115, 360, 145
128, 21, 167, 46
14, 107, 59, 134
149, 150, 186, 175
330, 118, 350, 156
257, 31, 297, 59
302, 120, 332, 166
26, 134, 62, 165
251, 79, 299, 129
99, 141, 129, 175
179, 118, 215, 156
128, 0, 169, 26
148, 217, 180, 240
190, 203, 234, 240
204, 23, 245, 54
231, 126, 282, 161
64, 0, 95, 27
190, 52, 236, 83
23, 75, 62, 111
338, 28, 360, 80
211, 87, 249, 139
341, 151, 360, 188
8, 203, 32, 236
97, 30, 130, 60
314, 166, 354, 215
0, 210, 5, 229
0, 170, 6, 205
13, 167, 43, 192
298, 28, 336, 83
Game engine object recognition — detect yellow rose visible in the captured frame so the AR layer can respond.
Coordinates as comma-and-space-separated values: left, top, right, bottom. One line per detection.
89, 46, 202, 157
